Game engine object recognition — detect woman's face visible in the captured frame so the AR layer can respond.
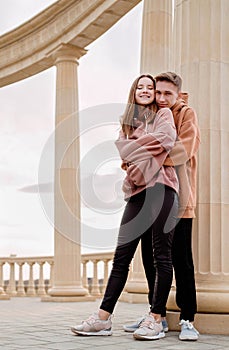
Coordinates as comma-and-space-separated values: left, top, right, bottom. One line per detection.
135, 77, 155, 106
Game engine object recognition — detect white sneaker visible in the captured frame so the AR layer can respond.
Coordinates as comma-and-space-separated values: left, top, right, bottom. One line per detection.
179, 319, 199, 341
71, 312, 112, 336
133, 315, 165, 340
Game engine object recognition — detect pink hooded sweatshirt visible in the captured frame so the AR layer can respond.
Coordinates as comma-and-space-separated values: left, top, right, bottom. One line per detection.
115, 108, 179, 200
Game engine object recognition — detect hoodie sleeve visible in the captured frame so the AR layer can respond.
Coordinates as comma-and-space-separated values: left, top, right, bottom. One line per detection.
164, 107, 200, 166
115, 108, 177, 186
115, 108, 176, 164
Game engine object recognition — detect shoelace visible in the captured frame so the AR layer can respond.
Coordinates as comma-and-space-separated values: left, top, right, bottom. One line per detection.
140, 319, 154, 328
179, 320, 199, 334
84, 313, 112, 325
83, 313, 97, 325
137, 317, 145, 327
140, 316, 161, 331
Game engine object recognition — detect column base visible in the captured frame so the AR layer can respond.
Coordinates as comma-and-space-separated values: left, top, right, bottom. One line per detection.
120, 290, 229, 335
48, 285, 89, 297
41, 295, 96, 302
0, 291, 10, 300
167, 288, 229, 313
167, 311, 229, 335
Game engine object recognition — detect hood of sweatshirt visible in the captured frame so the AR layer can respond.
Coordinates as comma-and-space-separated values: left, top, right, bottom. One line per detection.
171, 99, 188, 129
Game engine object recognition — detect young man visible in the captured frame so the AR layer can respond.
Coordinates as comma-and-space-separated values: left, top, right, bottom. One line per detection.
123, 72, 200, 341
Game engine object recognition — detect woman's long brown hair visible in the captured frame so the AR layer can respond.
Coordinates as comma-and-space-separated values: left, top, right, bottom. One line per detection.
120, 74, 158, 137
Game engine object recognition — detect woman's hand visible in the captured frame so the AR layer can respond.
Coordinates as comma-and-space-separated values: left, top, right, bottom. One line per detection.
130, 121, 146, 139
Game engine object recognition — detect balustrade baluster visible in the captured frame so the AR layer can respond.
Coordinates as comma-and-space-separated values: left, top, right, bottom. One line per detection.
48, 261, 54, 291
27, 262, 36, 296
37, 262, 46, 296
0, 262, 4, 290
7, 258, 17, 296
101, 259, 109, 294
90, 260, 101, 297
82, 260, 89, 292
0, 262, 10, 299
17, 262, 26, 296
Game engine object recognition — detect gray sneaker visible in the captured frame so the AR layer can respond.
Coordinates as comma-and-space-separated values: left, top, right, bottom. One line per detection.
162, 319, 169, 332
123, 316, 145, 332
71, 312, 112, 336
133, 315, 165, 340
123, 316, 168, 333
179, 319, 199, 341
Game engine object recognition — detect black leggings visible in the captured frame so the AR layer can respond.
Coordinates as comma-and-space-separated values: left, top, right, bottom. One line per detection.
100, 184, 178, 315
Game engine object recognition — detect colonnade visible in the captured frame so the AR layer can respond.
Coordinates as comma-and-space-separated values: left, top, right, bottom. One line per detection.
46, 0, 229, 333
122, 0, 229, 334
1, 0, 227, 334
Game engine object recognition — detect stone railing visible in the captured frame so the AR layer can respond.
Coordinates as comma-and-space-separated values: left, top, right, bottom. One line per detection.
0, 252, 114, 299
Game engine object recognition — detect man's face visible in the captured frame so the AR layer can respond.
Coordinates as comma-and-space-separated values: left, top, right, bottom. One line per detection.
155, 81, 179, 109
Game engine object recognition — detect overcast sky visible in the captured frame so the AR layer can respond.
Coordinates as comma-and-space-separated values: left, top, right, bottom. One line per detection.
0, 1, 143, 258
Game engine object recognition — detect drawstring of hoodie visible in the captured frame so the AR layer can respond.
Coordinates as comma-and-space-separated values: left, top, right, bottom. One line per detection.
144, 111, 151, 133
126, 111, 152, 139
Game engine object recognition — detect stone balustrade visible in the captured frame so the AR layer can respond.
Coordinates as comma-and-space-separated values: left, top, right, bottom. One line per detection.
0, 252, 113, 299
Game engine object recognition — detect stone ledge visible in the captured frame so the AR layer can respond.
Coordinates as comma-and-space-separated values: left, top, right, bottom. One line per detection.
119, 291, 229, 335
167, 311, 229, 335
41, 295, 97, 302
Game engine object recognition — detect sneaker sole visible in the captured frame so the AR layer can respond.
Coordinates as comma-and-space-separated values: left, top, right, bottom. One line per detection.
71, 327, 112, 336
133, 331, 165, 341
179, 335, 198, 341
124, 327, 168, 333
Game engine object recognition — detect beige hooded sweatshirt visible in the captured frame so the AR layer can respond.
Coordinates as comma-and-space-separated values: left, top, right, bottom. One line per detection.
164, 100, 201, 218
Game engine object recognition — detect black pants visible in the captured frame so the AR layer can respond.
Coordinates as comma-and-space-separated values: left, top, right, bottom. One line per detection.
100, 184, 178, 315
172, 218, 197, 321
143, 218, 197, 320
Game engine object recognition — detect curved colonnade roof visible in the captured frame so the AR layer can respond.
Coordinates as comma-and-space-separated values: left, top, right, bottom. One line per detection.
0, 0, 141, 87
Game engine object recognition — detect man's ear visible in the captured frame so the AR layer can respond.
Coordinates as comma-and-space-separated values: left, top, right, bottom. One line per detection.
179, 92, 189, 103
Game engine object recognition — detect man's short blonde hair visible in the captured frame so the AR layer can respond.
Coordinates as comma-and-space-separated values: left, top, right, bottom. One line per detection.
155, 72, 182, 92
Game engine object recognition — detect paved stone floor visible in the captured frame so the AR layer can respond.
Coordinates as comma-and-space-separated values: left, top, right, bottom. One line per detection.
0, 297, 229, 350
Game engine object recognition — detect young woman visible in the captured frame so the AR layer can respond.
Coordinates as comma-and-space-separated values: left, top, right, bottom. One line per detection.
71, 74, 179, 340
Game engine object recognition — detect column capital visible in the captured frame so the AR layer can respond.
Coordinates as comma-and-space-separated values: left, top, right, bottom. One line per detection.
48, 43, 87, 64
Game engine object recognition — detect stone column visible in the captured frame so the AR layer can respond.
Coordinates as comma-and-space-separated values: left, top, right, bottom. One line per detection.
140, 0, 174, 75
8, 257, 17, 297
44, 44, 92, 301
166, 0, 229, 334
121, 0, 174, 304
17, 263, 26, 296
27, 262, 36, 296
